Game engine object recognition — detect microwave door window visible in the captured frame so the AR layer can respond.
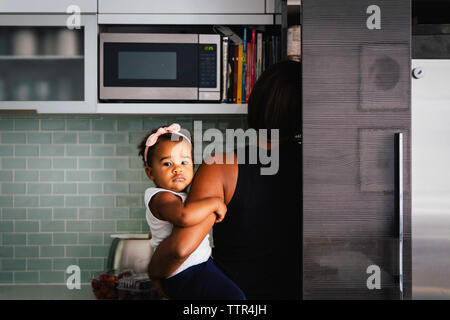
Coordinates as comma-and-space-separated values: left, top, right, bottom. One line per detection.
118, 52, 177, 80
103, 43, 198, 88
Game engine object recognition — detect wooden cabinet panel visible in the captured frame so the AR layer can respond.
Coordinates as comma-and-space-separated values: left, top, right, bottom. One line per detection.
302, 0, 411, 299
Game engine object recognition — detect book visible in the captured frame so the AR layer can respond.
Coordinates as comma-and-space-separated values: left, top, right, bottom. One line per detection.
262, 36, 266, 74
256, 32, 262, 80
233, 44, 239, 103
245, 42, 252, 103
275, 35, 279, 63
227, 42, 235, 102
254, 33, 258, 82
250, 29, 256, 94
241, 27, 247, 104
287, 25, 301, 62
222, 36, 229, 103
237, 43, 243, 104
272, 35, 276, 66
266, 36, 273, 68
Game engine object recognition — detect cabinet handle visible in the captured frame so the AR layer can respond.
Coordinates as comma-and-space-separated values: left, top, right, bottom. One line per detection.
395, 133, 404, 300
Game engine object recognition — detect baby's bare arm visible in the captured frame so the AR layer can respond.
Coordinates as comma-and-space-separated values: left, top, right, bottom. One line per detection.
149, 192, 225, 227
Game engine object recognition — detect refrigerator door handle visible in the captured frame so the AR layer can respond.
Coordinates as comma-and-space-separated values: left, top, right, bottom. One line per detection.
395, 133, 404, 300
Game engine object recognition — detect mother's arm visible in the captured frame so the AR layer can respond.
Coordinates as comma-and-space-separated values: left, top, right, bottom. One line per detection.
148, 153, 237, 279
148, 215, 216, 279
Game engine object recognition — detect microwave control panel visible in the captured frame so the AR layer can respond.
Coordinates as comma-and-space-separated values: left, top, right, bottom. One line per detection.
199, 44, 217, 88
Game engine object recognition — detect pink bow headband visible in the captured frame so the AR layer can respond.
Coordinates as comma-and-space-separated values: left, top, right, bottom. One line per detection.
144, 123, 191, 166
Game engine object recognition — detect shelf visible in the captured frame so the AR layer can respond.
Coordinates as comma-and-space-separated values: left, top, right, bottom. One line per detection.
0, 103, 247, 115
96, 103, 248, 114
98, 14, 275, 25
0, 55, 83, 60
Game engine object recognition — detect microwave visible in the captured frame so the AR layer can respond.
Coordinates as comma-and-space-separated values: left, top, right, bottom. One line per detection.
100, 33, 221, 101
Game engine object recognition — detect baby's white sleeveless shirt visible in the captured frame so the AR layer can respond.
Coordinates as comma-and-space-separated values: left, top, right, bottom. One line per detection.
145, 187, 211, 278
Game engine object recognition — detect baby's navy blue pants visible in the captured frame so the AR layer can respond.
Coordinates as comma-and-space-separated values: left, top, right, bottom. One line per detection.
161, 257, 246, 300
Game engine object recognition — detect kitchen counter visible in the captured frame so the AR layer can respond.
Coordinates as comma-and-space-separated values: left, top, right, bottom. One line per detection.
0, 284, 96, 300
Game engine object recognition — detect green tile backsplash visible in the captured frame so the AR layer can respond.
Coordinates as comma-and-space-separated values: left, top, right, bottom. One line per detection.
0, 114, 247, 284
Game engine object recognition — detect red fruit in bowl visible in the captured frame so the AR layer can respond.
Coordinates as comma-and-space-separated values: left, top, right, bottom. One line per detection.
91, 279, 100, 290
94, 289, 103, 299
91, 271, 122, 299
99, 274, 109, 281
106, 279, 116, 288
103, 275, 115, 282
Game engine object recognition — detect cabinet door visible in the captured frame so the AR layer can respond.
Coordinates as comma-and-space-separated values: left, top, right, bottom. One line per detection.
0, 0, 97, 13
0, 14, 97, 113
98, 0, 266, 14
302, 0, 411, 299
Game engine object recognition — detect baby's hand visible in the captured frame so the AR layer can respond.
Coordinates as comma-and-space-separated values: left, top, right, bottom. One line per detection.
214, 198, 227, 223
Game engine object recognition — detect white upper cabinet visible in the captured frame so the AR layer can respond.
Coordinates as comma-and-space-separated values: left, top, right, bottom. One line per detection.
98, 0, 266, 14
0, 0, 97, 14
0, 14, 98, 113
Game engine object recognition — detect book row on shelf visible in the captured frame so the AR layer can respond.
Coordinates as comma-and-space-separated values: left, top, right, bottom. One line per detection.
221, 26, 301, 104
221, 27, 281, 104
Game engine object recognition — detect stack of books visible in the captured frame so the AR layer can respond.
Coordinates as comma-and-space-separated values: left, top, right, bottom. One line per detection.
222, 27, 280, 104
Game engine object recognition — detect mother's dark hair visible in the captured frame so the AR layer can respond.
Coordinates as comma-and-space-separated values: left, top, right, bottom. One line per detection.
247, 60, 301, 142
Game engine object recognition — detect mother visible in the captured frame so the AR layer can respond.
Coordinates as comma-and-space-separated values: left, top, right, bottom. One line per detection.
148, 60, 302, 299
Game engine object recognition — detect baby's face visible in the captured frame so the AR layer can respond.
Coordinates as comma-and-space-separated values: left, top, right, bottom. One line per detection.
148, 140, 193, 192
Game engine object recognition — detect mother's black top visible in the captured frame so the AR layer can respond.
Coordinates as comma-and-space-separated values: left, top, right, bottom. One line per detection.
212, 141, 302, 300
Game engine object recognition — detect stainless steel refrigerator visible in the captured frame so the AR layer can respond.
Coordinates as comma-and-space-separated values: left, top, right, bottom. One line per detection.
411, 59, 450, 299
